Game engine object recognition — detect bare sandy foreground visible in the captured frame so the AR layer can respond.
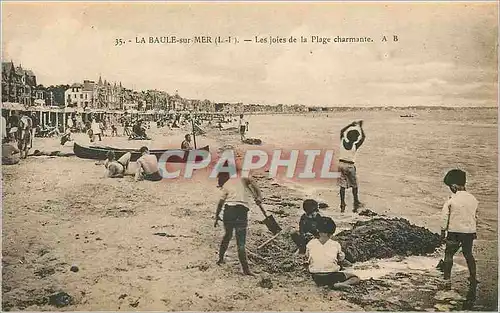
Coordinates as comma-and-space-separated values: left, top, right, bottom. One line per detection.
2, 109, 498, 311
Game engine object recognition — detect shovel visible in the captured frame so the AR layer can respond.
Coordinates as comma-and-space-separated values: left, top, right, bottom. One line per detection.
256, 204, 283, 250
258, 204, 282, 235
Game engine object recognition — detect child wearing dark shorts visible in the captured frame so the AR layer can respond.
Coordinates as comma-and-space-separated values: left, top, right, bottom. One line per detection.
440, 169, 479, 306
306, 217, 360, 290
214, 166, 263, 276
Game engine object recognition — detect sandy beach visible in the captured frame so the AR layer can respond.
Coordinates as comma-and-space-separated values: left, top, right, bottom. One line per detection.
2, 108, 497, 311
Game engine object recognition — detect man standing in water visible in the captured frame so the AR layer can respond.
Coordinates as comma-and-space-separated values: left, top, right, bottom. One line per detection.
238, 114, 247, 141
338, 120, 365, 213
214, 159, 263, 276
440, 169, 478, 307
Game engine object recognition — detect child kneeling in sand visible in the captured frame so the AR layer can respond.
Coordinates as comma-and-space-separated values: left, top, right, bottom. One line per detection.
306, 216, 360, 290
291, 199, 323, 254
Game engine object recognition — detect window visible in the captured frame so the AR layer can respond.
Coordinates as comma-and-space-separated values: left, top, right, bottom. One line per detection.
74, 94, 77, 99
80, 94, 83, 99
85, 94, 88, 99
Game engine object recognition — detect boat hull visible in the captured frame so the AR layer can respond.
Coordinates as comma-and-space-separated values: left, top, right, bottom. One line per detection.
73, 143, 210, 163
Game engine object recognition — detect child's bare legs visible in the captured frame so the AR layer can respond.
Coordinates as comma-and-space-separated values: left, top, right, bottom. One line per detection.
443, 239, 460, 289
353, 187, 362, 212
333, 273, 360, 290
217, 224, 233, 265
235, 226, 254, 276
340, 187, 346, 213
461, 236, 478, 305
464, 256, 478, 307
462, 241, 477, 284
117, 152, 132, 172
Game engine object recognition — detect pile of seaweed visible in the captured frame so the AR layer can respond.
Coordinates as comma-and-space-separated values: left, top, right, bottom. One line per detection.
248, 218, 441, 275
248, 231, 308, 275
335, 218, 441, 263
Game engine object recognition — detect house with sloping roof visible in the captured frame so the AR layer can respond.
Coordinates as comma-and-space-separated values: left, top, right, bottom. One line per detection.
2, 61, 38, 105
64, 83, 86, 108
94, 76, 124, 110
82, 80, 96, 107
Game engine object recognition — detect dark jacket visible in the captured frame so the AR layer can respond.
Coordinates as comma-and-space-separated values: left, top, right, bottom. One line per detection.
299, 213, 322, 237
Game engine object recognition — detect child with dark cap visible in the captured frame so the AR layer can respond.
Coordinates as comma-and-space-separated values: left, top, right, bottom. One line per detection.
306, 216, 360, 290
291, 199, 323, 254
441, 169, 479, 294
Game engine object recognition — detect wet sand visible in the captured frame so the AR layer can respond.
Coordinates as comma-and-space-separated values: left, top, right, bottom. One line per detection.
2, 108, 497, 311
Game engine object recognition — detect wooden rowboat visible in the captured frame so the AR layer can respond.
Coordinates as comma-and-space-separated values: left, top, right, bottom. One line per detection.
73, 142, 210, 163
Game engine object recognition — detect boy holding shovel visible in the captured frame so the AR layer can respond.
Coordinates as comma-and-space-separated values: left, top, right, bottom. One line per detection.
214, 162, 263, 276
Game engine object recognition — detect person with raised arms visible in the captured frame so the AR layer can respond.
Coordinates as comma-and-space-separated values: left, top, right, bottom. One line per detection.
338, 120, 366, 213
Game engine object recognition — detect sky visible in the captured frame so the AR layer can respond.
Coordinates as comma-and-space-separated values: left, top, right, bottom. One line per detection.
2, 2, 498, 107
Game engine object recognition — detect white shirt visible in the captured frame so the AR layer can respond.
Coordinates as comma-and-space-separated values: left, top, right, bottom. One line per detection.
20, 116, 30, 130
441, 191, 478, 233
338, 144, 358, 163
239, 118, 246, 127
339, 124, 362, 163
1, 116, 6, 139
91, 121, 101, 134
221, 178, 251, 206
306, 238, 345, 273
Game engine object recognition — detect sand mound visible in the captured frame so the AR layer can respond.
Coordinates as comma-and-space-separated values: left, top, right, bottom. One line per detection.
335, 218, 441, 263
